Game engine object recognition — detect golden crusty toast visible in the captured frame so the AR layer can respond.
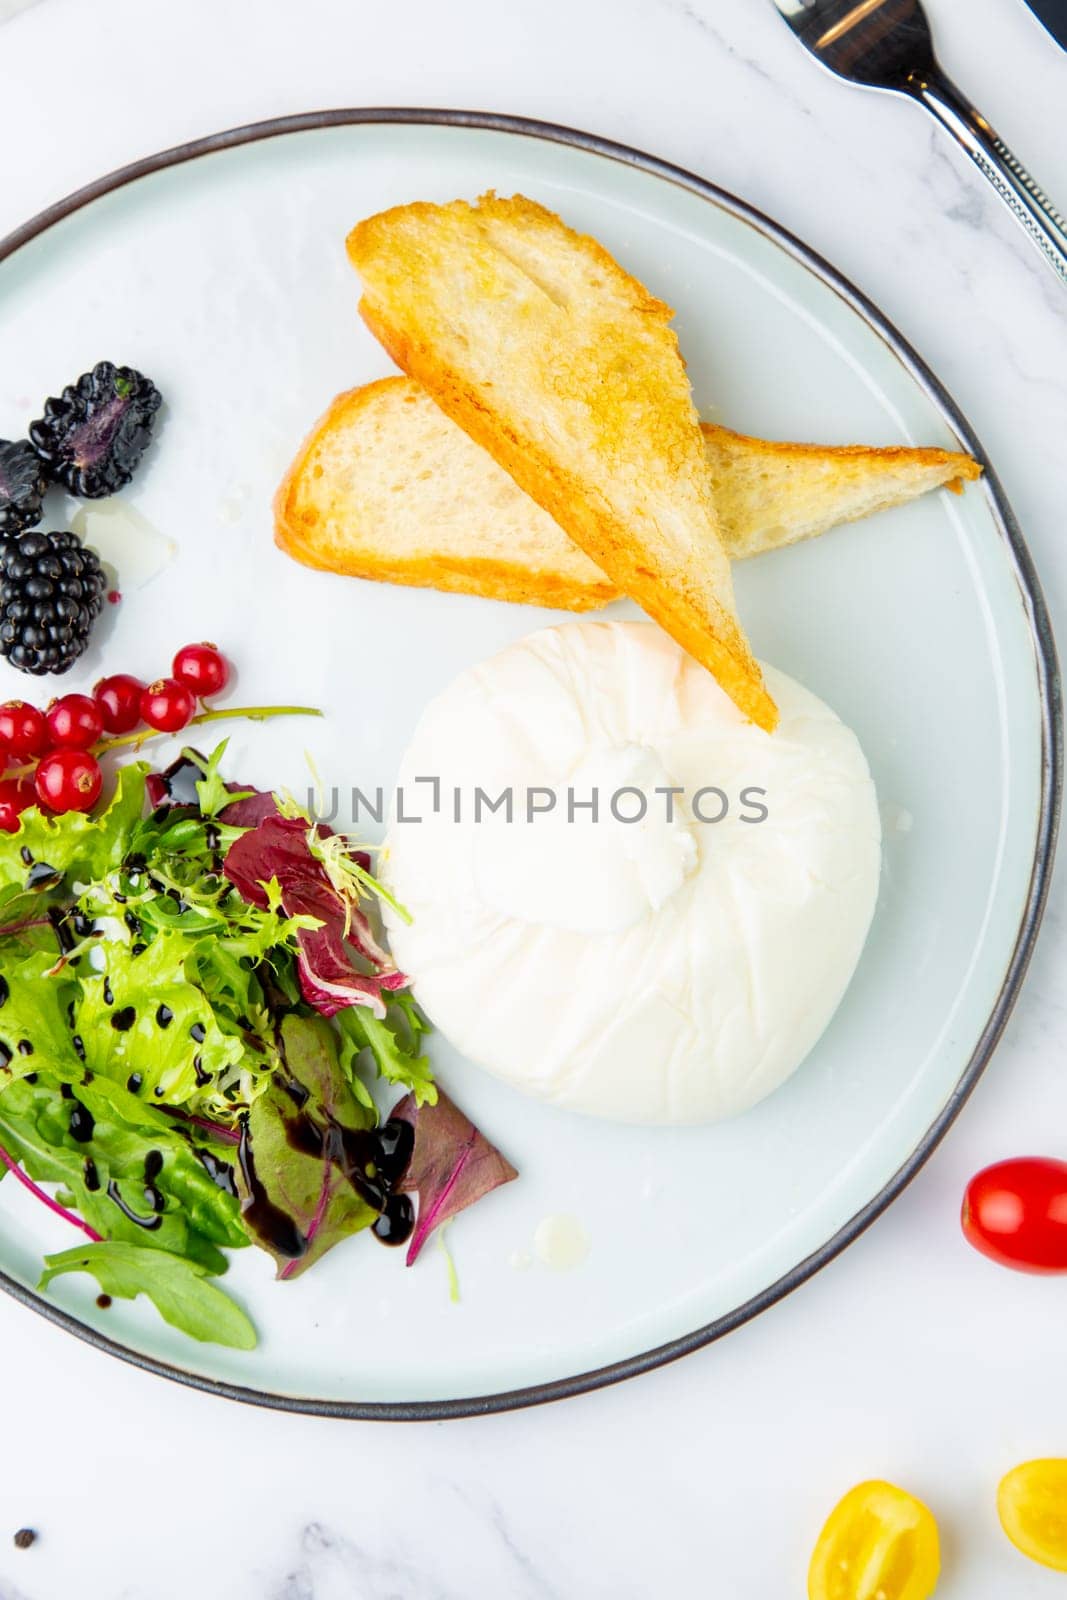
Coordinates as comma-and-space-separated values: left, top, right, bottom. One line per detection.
276, 380, 616, 610
702, 425, 979, 558
274, 377, 981, 610
346, 192, 778, 731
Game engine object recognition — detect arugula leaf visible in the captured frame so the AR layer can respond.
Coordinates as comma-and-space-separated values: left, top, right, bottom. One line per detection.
337, 993, 436, 1107
40, 1241, 256, 1350
183, 741, 255, 820
0, 1071, 245, 1266
236, 1015, 378, 1277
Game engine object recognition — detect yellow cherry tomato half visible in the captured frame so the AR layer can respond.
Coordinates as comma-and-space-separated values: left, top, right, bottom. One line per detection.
998, 1459, 1067, 1571
808, 1480, 941, 1600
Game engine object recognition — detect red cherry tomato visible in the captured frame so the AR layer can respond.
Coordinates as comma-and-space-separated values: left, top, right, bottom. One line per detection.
0, 700, 47, 758
172, 642, 229, 699
45, 694, 103, 751
0, 778, 35, 832
94, 673, 145, 734
34, 749, 103, 815
141, 678, 196, 733
962, 1158, 1067, 1274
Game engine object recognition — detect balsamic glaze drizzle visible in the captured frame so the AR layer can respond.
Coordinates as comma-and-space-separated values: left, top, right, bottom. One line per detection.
47, 907, 74, 955
26, 861, 62, 892
106, 1179, 162, 1230
236, 1091, 416, 1256
152, 754, 205, 809
68, 1100, 95, 1142
237, 1116, 308, 1260
196, 1147, 238, 1197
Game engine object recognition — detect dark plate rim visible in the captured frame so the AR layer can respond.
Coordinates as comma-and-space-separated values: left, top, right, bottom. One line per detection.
0, 106, 1060, 1422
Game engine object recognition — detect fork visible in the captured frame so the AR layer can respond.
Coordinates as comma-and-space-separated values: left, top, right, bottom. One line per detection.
771, 0, 1067, 285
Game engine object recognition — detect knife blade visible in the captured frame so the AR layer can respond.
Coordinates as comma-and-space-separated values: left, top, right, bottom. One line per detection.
1021, 0, 1067, 51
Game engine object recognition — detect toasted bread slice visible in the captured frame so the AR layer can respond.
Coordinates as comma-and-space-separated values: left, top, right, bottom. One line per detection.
276, 379, 617, 610
275, 377, 981, 612
702, 425, 980, 559
346, 192, 778, 730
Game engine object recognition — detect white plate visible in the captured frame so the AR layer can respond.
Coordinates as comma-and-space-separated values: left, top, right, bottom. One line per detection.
0, 112, 1058, 1417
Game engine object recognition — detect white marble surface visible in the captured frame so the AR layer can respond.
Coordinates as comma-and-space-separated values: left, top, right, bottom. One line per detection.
1, 0, 1066, 1595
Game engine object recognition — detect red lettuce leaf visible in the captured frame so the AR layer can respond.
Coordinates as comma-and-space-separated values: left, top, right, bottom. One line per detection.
222, 815, 404, 1019
393, 1089, 517, 1265
218, 788, 281, 829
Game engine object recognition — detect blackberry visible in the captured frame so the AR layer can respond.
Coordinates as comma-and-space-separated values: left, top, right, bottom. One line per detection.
0, 530, 107, 677
0, 440, 46, 535
29, 361, 162, 498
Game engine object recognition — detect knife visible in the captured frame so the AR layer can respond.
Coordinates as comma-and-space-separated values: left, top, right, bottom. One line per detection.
1021, 0, 1067, 51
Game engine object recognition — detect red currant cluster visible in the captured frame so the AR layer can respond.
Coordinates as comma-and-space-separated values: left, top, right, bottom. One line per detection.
0, 643, 229, 829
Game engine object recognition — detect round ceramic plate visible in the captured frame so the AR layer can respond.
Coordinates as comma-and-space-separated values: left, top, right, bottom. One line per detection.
0, 112, 1058, 1419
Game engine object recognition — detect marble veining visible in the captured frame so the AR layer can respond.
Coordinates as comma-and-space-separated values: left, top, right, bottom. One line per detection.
270, 1523, 454, 1600
0, 0, 38, 23
267, 1509, 564, 1600
665, 0, 817, 110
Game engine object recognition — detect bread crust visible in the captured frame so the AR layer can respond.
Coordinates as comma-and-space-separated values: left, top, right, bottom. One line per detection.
273, 380, 617, 609
351, 212, 783, 727
277, 538, 615, 610
275, 376, 981, 625
347, 195, 779, 731
278, 374, 985, 624
358, 300, 775, 728
702, 423, 981, 495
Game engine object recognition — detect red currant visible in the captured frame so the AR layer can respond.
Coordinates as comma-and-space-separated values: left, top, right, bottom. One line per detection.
0, 701, 47, 759
34, 749, 103, 815
141, 678, 196, 733
172, 642, 229, 699
0, 778, 35, 833
94, 674, 145, 734
45, 694, 104, 751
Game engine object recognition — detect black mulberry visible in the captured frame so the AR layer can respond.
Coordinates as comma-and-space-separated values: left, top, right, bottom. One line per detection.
0, 440, 46, 535
0, 529, 107, 677
29, 361, 162, 498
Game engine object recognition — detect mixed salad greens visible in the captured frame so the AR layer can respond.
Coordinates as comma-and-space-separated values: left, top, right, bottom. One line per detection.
0, 743, 515, 1348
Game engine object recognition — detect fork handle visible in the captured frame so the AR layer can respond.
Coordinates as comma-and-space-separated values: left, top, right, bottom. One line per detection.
908, 67, 1067, 286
